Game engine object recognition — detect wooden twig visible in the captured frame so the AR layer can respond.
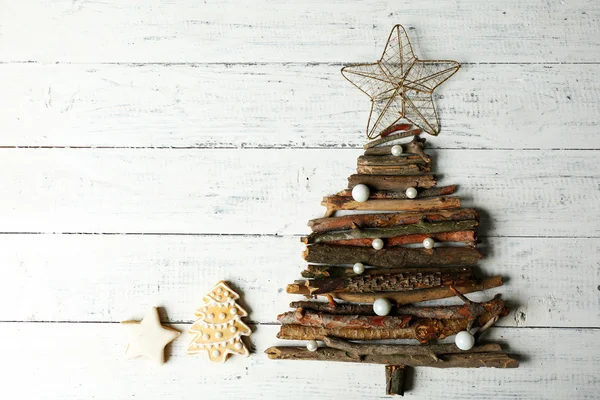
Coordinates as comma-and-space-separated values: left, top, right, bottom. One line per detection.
357, 155, 428, 167
300, 265, 471, 279
336, 185, 455, 199
277, 314, 499, 343
364, 136, 429, 163
364, 128, 422, 149
289, 293, 507, 322
265, 347, 519, 368
303, 244, 483, 268
328, 231, 477, 247
286, 276, 504, 305
321, 196, 461, 215
357, 164, 429, 175
348, 174, 437, 190
322, 336, 502, 357
474, 315, 499, 341
289, 269, 475, 295
302, 220, 477, 244
277, 311, 413, 330
386, 365, 406, 396
308, 209, 479, 234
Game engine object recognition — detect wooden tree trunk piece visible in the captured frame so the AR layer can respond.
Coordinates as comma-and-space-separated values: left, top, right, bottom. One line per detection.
277, 311, 413, 330
386, 365, 406, 396
308, 209, 479, 234
278, 315, 498, 344
348, 174, 437, 190
323, 336, 502, 357
328, 231, 477, 247
300, 265, 472, 279
357, 164, 429, 175
321, 196, 460, 214
289, 294, 507, 321
303, 244, 483, 268
364, 128, 422, 149
265, 347, 519, 368
286, 277, 504, 305
336, 185, 455, 199
357, 155, 428, 166
293, 269, 475, 295
303, 220, 477, 244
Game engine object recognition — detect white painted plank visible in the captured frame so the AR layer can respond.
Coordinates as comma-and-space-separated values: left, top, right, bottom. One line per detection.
1, 63, 599, 149
1, 0, 599, 63
0, 323, 597, 399
1, 234, 597, 327
0, 148, 597, 236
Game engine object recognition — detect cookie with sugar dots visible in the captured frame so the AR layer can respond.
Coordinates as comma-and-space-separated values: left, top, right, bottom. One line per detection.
187, 281, 251, 362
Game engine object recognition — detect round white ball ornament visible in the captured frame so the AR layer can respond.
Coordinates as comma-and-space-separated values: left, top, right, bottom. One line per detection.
423, 237, 435, 249
306, 340, 319, 352
373, 298, 392, 316
352, 184, 370, 203
372, 238, 384, 250
353, 262, 365, 274
455, 330, 475, 350
406, 187, 418, 199
391, 145, 403, 156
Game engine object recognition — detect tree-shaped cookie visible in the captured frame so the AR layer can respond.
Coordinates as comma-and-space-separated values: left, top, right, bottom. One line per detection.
187, 281, 251, 362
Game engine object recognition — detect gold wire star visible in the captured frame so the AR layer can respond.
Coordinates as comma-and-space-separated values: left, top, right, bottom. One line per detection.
342, 25, 460, 139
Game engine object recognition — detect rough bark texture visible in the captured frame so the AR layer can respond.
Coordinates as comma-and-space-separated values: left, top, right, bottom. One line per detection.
357, 155, 428, 166
303, 220, 477, 244
287, 277, 504, 305
288, 292, 506, 321
308, 209, 479, 234
292, 269, 475, 295
386, 365, 405, 396
336, 185, 455, 199
303, 244, 483, 268
277, 317, 489, 343
265, 347, 519, 368
300, 265, 472, 279
357, 164, 429, 175
364, 127, 422, 149
323, 336, 502, 357
321, 196, 460, 214
328, 231, 477, 247
277, 311, 413, 330
348, 174, 437, 190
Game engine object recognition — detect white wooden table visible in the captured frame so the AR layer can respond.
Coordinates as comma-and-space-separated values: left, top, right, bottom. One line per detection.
1, 1, 599, 398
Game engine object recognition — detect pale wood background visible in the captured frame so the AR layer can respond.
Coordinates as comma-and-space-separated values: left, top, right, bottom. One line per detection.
1, 1, 599, 399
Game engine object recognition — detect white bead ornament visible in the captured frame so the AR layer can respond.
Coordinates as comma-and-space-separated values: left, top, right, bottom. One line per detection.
352, 184, 370, 203
219, 313, 226, 320
234, 342, 243, 350
353, 262, 365, 274
215, 332, 223, 339
372, 238, 384, 250
229, 326, 238, 333
211, 350, 221, 358
230, 308, 238, 315
423, 237, 435, 249
391, 144, 403, 156
306, 340, 319, 352
455, 330, 475, 350
373, 298, 392, 316
406, 187, 418, 199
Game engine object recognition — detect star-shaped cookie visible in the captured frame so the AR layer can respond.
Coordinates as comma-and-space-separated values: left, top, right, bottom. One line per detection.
342, 24, 460, 138
122, 307, 180, 365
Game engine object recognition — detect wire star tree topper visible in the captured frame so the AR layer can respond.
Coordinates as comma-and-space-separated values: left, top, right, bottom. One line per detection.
342, 25, 460, 139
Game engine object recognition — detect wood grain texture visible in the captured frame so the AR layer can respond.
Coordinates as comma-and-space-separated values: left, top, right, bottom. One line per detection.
0, 323, 598, 400
0, 63, 599, 148
0, 148, 597, 236
1, 0, 599, 63
0, 234, 597, 328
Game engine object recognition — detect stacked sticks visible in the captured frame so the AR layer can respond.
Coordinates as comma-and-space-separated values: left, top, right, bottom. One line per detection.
266, 126, 518, 395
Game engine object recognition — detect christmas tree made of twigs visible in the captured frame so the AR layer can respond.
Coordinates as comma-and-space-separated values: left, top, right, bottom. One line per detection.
265, 25, 518, 396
